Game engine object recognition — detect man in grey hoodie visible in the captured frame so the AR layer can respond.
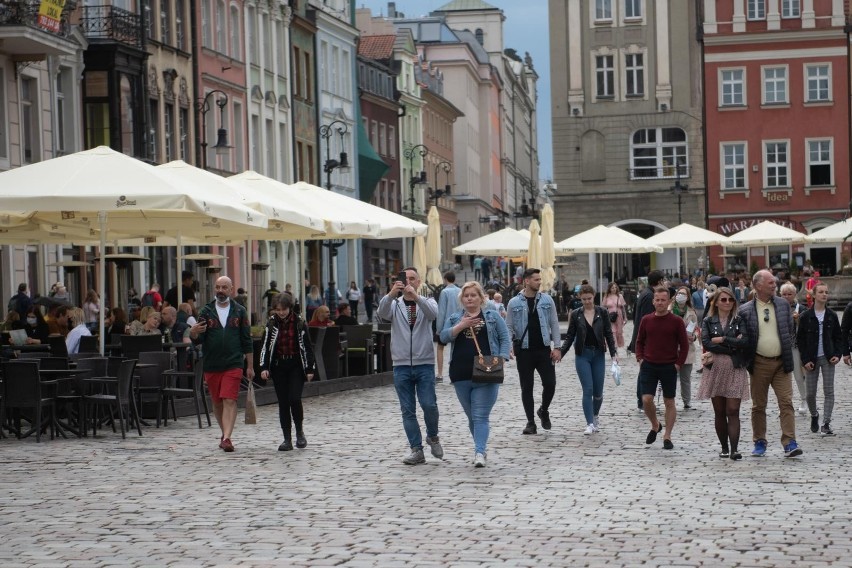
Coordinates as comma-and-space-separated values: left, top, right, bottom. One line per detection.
377, 267, 443, 465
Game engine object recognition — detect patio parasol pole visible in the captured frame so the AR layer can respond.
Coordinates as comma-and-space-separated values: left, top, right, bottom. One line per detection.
176, 232, 183, 307
98, 211, 107, 355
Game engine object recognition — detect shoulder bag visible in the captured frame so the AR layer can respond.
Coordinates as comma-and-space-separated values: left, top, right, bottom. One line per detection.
471, 324, 504, 383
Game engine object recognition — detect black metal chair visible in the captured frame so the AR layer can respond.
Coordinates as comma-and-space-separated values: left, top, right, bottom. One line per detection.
84, 359, 141, 438
308, 327, 348, 380
341, 325, 375, 375
120, 334, 163, 361
74, 357, 108, 436
79, 335, 100, 353
46, 335, 68, 357
161, 354, 211, 428
1, 360, 55, 442
136, 351, 172, 427
39, 357, 69, 371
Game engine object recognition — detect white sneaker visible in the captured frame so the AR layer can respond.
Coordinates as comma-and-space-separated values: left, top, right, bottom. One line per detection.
797, 406, 807, 416
593, 415, 600, 431
584, 423, 595, 435
474, 452, 486, 468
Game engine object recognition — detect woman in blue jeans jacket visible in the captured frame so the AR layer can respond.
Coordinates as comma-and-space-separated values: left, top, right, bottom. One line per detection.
440, 281, 511, 468
560, 284, 618, 435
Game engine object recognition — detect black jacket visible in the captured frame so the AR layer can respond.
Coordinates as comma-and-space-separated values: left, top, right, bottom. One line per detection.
561, 306, 617, 358
628, 288, 654, 352
839, 301, 852, 356
259, 313, 315, 376
701, 314, 749, 369
796, 308, 843, 365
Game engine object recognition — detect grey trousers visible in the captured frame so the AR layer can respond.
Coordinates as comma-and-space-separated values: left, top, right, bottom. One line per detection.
679, 363, 693, 405
805, 355, 836, 423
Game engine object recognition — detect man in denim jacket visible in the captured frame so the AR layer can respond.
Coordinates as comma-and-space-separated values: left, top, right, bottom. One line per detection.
506, 268, 562, 434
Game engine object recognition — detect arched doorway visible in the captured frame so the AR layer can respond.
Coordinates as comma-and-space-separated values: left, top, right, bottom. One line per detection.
608, 219, 676, 280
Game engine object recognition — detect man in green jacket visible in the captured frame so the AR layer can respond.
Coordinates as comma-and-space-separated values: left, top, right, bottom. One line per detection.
190, 276, 255, 453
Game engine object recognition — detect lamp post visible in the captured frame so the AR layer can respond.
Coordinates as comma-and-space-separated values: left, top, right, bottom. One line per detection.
428, 161, 452, 208
197, 89, 230, 170
320, 120, 350, 191
404, 144, 429, 217
319, 119, 350, 287
670, 159, 689, 273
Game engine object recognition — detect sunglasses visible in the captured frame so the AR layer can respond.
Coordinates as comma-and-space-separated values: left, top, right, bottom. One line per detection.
717, 297, 734, 303
764, 308, 770, 322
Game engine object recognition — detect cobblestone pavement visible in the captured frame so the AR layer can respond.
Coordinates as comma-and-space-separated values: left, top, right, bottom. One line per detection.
4, 323, 852, 567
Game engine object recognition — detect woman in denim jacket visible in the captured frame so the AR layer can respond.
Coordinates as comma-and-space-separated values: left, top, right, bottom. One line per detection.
698, 287, 750, 460
440, 281, 511, 468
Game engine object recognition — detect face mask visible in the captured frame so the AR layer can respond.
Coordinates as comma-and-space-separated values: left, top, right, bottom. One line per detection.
675, 293, 687, 305
26, 317, 37, 325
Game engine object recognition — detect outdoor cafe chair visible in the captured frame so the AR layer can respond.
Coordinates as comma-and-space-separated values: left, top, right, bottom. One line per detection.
340, 325, 374, 375
79, 335, 100, 354
161, 354, 210, 429
136, 351, 172, 427
1, 360, 55, 442
46, 335, 68, 357
84, 359, 141, 438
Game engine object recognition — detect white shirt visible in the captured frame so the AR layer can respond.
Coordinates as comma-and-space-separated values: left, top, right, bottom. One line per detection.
66, 323, 92, 354
815, 309, 825, 358
215, 300, 231, 328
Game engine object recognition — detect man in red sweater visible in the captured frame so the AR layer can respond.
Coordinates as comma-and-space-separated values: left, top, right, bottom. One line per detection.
636, 288, 690, 449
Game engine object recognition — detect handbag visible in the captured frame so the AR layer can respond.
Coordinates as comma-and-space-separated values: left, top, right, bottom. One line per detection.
608, 311, 618, 323
701, 351, 714, 370
470, 326, 504, 384
244, 380, 257, 424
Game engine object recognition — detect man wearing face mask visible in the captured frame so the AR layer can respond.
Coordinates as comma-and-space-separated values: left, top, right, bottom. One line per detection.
190, 276, 255, 453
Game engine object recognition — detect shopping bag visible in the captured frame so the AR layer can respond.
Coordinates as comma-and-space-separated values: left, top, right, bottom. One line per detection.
244, 381, 257, 424
610, 361, 622, 386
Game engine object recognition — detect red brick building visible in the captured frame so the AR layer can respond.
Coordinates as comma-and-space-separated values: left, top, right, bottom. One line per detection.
702, 0, 849, 275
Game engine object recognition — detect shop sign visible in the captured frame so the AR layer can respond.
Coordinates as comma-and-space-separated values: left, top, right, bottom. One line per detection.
37, 0, 66, 33
716, 218, 801, 236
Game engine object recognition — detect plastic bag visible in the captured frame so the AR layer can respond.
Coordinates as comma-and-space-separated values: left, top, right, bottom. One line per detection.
244, 381, 257, 424
611, 361, 622, 386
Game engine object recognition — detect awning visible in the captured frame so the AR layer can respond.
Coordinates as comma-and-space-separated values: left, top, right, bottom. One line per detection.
357, 121, 389, 203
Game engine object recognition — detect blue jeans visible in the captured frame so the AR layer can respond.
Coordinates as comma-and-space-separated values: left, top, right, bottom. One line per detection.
393, 364, 439, 450
453, 380, 500, 454
575, 347, 605, 424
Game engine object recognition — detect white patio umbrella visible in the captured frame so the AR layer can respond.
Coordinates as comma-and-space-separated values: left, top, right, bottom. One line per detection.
727, 220, 807, 245
646, 223, 731, 247
452, 227, 529, 256
557, 225, 664, 254
527, 219, 542, 271
413, 235, 428, 285
425, 206, 443, 287
539, 205, 556, 291
0, 146, 267, 353
805, 218, 852, 244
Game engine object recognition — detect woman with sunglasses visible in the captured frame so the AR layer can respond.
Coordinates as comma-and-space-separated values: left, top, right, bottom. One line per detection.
698, 287, 750, 460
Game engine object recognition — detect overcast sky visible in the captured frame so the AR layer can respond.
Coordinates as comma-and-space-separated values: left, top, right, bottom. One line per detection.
354, 0, 553, 182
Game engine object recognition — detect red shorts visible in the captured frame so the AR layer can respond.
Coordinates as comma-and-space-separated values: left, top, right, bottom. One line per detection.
204, 368, 243, 404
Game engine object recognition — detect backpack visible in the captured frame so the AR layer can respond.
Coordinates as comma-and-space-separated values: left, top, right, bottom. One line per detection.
141, 292, 155, 307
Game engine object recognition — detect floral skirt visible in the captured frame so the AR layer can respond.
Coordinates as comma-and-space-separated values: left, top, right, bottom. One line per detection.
697, 353, 750, 400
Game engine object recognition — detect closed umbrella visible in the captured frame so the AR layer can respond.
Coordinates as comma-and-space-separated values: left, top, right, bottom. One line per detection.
539, 205, 556, 291
413, 236, 428, 284
527, 219, 542, 271
425, 206, 443, 287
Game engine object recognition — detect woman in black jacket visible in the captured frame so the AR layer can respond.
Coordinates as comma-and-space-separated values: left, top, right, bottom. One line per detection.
560, 284, 618, 436
259, 294, 315, 451
796, 282, 843, 436
698, 287, 750, 460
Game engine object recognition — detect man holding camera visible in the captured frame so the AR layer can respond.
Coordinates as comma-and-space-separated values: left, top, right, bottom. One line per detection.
377, 267, 442, 465
190, 276, 255, 453
506, 268, 562, 435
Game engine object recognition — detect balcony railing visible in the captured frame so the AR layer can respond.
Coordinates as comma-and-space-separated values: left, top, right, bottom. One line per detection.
0, 0, 77, 38
628, 165, 691, 181
82, 4, 143, 49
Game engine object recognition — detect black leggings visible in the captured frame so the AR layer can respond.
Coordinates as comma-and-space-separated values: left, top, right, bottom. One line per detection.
271, 358, 306, 439
711, 396, 742, 453
516, 348, 556, 422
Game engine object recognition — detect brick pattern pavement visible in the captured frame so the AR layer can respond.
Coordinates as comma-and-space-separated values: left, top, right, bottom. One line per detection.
2, 321, 852, 566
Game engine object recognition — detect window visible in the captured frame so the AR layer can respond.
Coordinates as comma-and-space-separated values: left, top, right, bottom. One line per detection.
747, 0, 765, 19
763, 66, 787, 104
625, 53, 644, 96
118, 74, 134, 155
781, 0, 800, 18
624, 0, 641, 19
806, 64, 831, 102
721, 143, 746, 190
630, 127, 688, 179
379, 123, 386, 156
595, 0, 612, 20
230, 6, 241, 60
304, 51, 312, 101
764, 141, 789, 188
293, 46, 302, 98
144, 0, 154, 39
247, 5, 257, 61
807, 139, 832, 186
164, 103, 174, 162
720, 69, 745, 106
296, 141, 304, 181
179, 107, 189, 159
55, 70, 69, 155
595, 55, 615, 98
216, 0, 226, 54
149, 99, 159, 161
160, 1, 171, 45
233, 100, 244, 172
21, 78, 39, 163
201, 0, 211, 47
176, 0, 184, 49
370, 120, 378, 148
265, 118, 274, 177
388, 126, 396, 158
263, 13, 273, 69
251, 114, 260, 171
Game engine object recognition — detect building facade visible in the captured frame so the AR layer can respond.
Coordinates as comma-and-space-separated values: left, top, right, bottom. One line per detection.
702, 0, 850, 276
549, 0, 706, 283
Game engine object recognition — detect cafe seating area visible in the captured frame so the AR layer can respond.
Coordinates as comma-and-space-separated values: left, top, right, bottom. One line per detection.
1, 324, 395, 442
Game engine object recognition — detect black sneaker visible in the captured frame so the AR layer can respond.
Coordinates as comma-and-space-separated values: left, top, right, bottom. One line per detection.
278, 440, 293, 451
811, 415, 820, 433
821, 422, 835, 437
435, 376, 443, 383
522, 421, 537, 435
645, 422, 663, 445
663, 439, 674, 450
537, 407, 552, 430
295, 431, 307, 449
